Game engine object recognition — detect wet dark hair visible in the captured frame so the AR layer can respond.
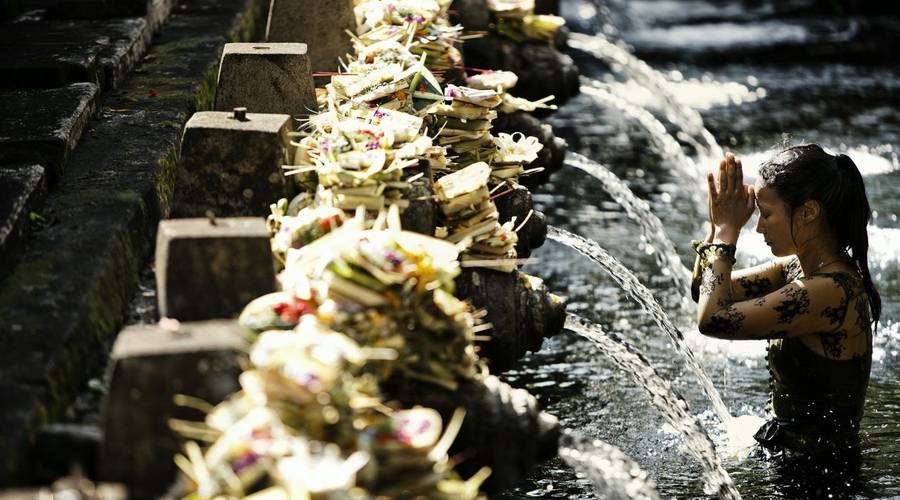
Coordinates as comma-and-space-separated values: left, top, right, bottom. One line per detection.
758, 143, 881, 327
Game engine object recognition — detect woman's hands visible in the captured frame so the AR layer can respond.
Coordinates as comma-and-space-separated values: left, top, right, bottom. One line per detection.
707, 153, 755, 245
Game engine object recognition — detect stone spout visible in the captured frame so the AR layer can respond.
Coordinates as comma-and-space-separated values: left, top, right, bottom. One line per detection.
456, 269, 567, 371
385, 375, 560, 493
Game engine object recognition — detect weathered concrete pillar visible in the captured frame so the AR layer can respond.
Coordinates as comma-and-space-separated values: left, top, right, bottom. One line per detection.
155, 217, 276, 321
214, 43, 317, 118
100, 321, 247, 498
173, 110, 292, 217
264, 0, 355, 73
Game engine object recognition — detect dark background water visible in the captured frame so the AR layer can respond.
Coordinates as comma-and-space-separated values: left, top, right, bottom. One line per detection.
500, 0, 900, 497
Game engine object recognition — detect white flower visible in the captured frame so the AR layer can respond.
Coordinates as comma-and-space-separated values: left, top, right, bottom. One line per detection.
492, 132, 543, 164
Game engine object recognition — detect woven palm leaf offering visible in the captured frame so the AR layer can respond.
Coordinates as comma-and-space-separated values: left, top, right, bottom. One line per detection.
352, 0, 463, 82
465, 69, 558, 116
267, 203, 346, 266
427, 83, 547, 184
173, 315, 487, 499
433, 162, 520, 272
285, 106, 432, 214
278, 206, 485, 390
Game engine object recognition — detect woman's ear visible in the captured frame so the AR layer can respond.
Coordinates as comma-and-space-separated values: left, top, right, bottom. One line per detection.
801, 199, 821, 222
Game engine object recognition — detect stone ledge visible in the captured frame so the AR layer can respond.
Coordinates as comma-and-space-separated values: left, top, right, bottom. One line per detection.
0, 83, 100, 181
0, 17, 152, 90
0, 0, 268, 484
0, 166, 45, 281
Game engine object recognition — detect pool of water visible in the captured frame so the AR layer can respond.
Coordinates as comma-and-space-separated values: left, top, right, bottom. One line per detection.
499, 0, 900, 497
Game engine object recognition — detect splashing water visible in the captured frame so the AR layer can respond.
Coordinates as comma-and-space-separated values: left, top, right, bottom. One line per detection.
559, 427, 663, 500
568, 32, 725, 160
566, 152, 693, 295
579, 81, 706, 207
566, 315, 741, 499
547, 226, 733, 427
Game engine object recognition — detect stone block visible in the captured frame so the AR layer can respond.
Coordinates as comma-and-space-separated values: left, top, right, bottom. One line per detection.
0, 83, 99, 180
264, 0, 354, 73
214, 42, 317, 118
33, 423, 101, 482
0, 166, 46, 281
96, 18, 152, 89
173, 110, 293, 217
155, 217, 276, 321
0, 18, 151, 89
100, 320, 247, 498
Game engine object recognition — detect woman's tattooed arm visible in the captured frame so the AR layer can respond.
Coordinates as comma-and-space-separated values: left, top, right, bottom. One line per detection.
699, 272, 859, 342
696, 244, 739, 335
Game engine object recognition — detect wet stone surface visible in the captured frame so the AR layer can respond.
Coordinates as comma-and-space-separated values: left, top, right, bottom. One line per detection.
0, 17, 151, 89
214, 42, 317, 118
155, 217, 276, 321
0, 83, 99, 180
0, 165, 45, 280
100, 320, 246, 498
173, 111, 293, 217
264, 0, 355, 73
0, 0, 269, 482
500, 0, 900, 498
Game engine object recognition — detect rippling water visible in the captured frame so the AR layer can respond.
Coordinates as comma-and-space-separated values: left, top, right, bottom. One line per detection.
499, 0, 900, 497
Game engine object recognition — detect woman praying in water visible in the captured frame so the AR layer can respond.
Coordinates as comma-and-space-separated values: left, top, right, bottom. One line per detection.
691, 144, 881, 456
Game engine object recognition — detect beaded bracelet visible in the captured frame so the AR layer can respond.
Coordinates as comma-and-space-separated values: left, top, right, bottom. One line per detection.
692, 241, 737, 266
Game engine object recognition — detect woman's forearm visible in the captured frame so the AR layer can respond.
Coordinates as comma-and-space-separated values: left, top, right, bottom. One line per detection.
690, 224, 717, 302
695, 242, 738, 333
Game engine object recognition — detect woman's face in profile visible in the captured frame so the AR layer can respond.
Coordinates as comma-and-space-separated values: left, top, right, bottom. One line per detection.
754, 177, 795, 257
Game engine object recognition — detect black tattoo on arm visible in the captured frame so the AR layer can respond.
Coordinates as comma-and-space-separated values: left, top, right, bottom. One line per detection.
737, 276, 772, 298
704, 305, 745, 336
822, 296, 848, 326
774, 287, 810, 324
821, 273, 856, 326
700, 267, 724, 296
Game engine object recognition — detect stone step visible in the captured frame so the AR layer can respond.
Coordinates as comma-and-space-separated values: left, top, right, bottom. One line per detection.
16, 0, 170, 21
0, 17, 153, 89
0, 0, 270, 483
0, 165, 46, 281
0, 83, 99, 181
